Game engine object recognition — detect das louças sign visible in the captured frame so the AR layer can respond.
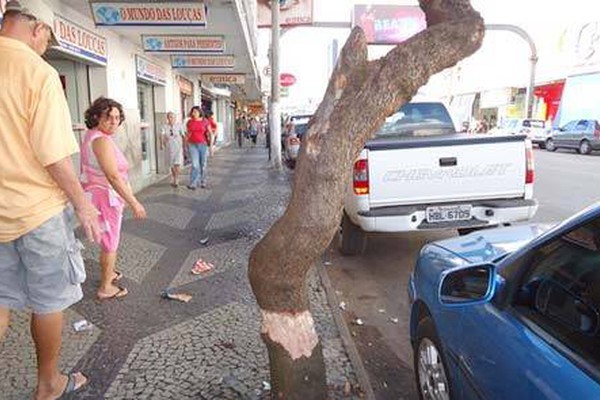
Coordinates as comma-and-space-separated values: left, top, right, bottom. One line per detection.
280, 73, 296, 87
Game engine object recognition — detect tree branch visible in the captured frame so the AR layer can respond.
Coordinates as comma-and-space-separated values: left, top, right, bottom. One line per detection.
249, 0, 485, 314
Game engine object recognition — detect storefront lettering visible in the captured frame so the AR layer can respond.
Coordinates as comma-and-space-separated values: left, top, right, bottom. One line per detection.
163, 38, 222, 50
137, 56, 166, 85
56, 20, 107, 56
120, 7, 203, 22
173, 56, 235, 68
205, 74, 245, 85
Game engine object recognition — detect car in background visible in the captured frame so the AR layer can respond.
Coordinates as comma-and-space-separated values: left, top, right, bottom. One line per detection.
409, 202, 600, 400
493, 118, 548, 147
289, 114, 312, 140
546, 119, 600, 154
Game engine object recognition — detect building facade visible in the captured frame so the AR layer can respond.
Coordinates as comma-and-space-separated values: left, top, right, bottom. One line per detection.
1, 0, 261, 191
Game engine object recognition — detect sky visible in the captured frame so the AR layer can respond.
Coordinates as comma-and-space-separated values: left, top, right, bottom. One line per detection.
258, 0, 600, 113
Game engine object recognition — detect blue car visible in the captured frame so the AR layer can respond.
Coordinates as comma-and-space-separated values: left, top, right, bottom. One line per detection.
409, 203, 600, 400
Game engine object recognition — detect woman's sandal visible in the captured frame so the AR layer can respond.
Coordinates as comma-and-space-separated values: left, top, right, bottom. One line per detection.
97, 286, 128, 301
113, 270, 123, 283
58, 372, 88, 398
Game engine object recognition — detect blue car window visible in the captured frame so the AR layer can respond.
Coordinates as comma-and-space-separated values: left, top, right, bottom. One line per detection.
511, 219, 600, 379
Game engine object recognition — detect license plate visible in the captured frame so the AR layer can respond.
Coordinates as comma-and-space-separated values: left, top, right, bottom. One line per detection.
426, 205, 472, 223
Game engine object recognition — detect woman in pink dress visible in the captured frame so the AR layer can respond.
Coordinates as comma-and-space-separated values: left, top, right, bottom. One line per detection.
80, 97, 147, 300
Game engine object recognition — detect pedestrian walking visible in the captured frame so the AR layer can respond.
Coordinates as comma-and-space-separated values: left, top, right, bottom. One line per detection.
80, 97, 147, 301
249, 117, 259, 146
206, 110, 218, 156
161, 111, 186, 187
0, 1, 101, 397
186, 106, 211, 189
235, 114, 244, 148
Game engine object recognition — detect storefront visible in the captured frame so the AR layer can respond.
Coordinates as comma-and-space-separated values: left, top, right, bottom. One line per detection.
135, 55, 167, 178
448, 93, 476, 131
177, 75, 194, 120
555, 72, 600, 128
46, 15, 108, 167
476, 87, 523, 128
533, 80, 564, 123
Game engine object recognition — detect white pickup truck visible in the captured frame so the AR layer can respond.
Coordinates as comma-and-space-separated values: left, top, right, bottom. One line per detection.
341, 102, 538, 255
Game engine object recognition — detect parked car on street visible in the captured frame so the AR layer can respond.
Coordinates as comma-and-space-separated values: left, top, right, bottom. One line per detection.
491, 118, 548, 147
341, 101, 538, 255
409, 202, 600, 400
546, 119, 600, 154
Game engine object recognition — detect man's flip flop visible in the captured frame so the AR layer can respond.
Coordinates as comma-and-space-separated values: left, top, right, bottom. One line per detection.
97, 286, 128, 301
58, 372, 88, 398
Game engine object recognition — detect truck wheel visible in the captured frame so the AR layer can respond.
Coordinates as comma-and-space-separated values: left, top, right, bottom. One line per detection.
340, 213, 366, 256
414, 318, 455, 400
579, 140, 592, 155
538, 141, 546, 150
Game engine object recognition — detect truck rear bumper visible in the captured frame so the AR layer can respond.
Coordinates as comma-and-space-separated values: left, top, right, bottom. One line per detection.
356, 199, 538, 232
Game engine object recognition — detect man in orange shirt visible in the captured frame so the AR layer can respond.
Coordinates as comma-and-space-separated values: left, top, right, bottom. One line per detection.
0, 1, 100, 398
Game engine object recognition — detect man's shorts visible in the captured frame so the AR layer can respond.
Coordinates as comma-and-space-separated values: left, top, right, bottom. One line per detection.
0, 205, 86, 314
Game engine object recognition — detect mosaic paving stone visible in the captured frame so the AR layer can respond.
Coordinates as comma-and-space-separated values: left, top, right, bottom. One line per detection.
0, 309, 101, 400
82, 233, 167, 283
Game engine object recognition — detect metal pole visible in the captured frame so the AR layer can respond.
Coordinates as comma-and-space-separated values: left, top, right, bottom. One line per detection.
269, 1, 282, 169
485, 24, 538, 119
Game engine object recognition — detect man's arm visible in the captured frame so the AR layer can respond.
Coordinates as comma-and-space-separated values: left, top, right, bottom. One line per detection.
46, 157, 101, 243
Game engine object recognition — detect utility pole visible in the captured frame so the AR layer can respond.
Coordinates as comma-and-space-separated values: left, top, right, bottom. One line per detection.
269, 1, 282, 169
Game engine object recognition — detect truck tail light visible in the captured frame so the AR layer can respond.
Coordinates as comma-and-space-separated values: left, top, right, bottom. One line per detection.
525, 141, 535, 184
353, 158, 369, 195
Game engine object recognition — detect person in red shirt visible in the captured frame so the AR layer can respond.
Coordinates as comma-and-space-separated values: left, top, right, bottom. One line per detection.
206, 110, 218, 156
185, 106, 211, 189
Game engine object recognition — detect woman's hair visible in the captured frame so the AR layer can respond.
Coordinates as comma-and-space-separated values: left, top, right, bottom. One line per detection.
189, 106, 203, 118
85, 97, 125, 129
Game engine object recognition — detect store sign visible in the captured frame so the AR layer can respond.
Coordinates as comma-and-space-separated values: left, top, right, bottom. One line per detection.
91, 2, 207, 26
177, 76, 193, 95
142, 35, 224, 53
171, 55, 235, 69
280, 73, 296, 87
136, 55, 166, 85
258, 0, 313, 27
54, 16, 107, 66
352, 5, 426, 45
560, 21, 600, 74
202, 74, 246, 85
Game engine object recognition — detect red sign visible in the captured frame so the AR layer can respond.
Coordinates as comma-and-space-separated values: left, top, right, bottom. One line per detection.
280, 73, 296, 87
353, 5, 426, 45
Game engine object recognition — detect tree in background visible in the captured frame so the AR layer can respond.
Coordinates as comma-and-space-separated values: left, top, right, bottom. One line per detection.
249, 0, 485, 397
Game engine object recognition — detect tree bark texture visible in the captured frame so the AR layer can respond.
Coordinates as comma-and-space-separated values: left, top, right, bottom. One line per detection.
249, 1, 485, 398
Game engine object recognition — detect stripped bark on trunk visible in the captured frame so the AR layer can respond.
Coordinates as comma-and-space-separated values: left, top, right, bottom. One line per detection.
249, 1, 485, 398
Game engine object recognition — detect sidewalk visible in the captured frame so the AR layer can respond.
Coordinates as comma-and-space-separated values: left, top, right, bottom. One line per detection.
0, 144, 366, 399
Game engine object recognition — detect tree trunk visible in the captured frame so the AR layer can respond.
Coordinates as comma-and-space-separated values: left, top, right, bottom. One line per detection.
249, 1, 485, 397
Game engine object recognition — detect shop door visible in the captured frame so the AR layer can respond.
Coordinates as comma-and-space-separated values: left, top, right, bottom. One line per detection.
137, 82, 156, 176
180, 93, 191, 121
49, 59, 87, 170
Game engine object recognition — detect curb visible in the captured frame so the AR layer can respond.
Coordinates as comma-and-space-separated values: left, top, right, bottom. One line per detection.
317, 261, 376, 400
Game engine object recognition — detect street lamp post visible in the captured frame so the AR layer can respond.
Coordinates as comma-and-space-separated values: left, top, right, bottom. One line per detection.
269, 1, 282, 169
485, 24, 539, 119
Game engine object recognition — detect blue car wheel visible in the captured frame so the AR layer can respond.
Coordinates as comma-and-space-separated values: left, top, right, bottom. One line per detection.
414, 318, 453, 400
